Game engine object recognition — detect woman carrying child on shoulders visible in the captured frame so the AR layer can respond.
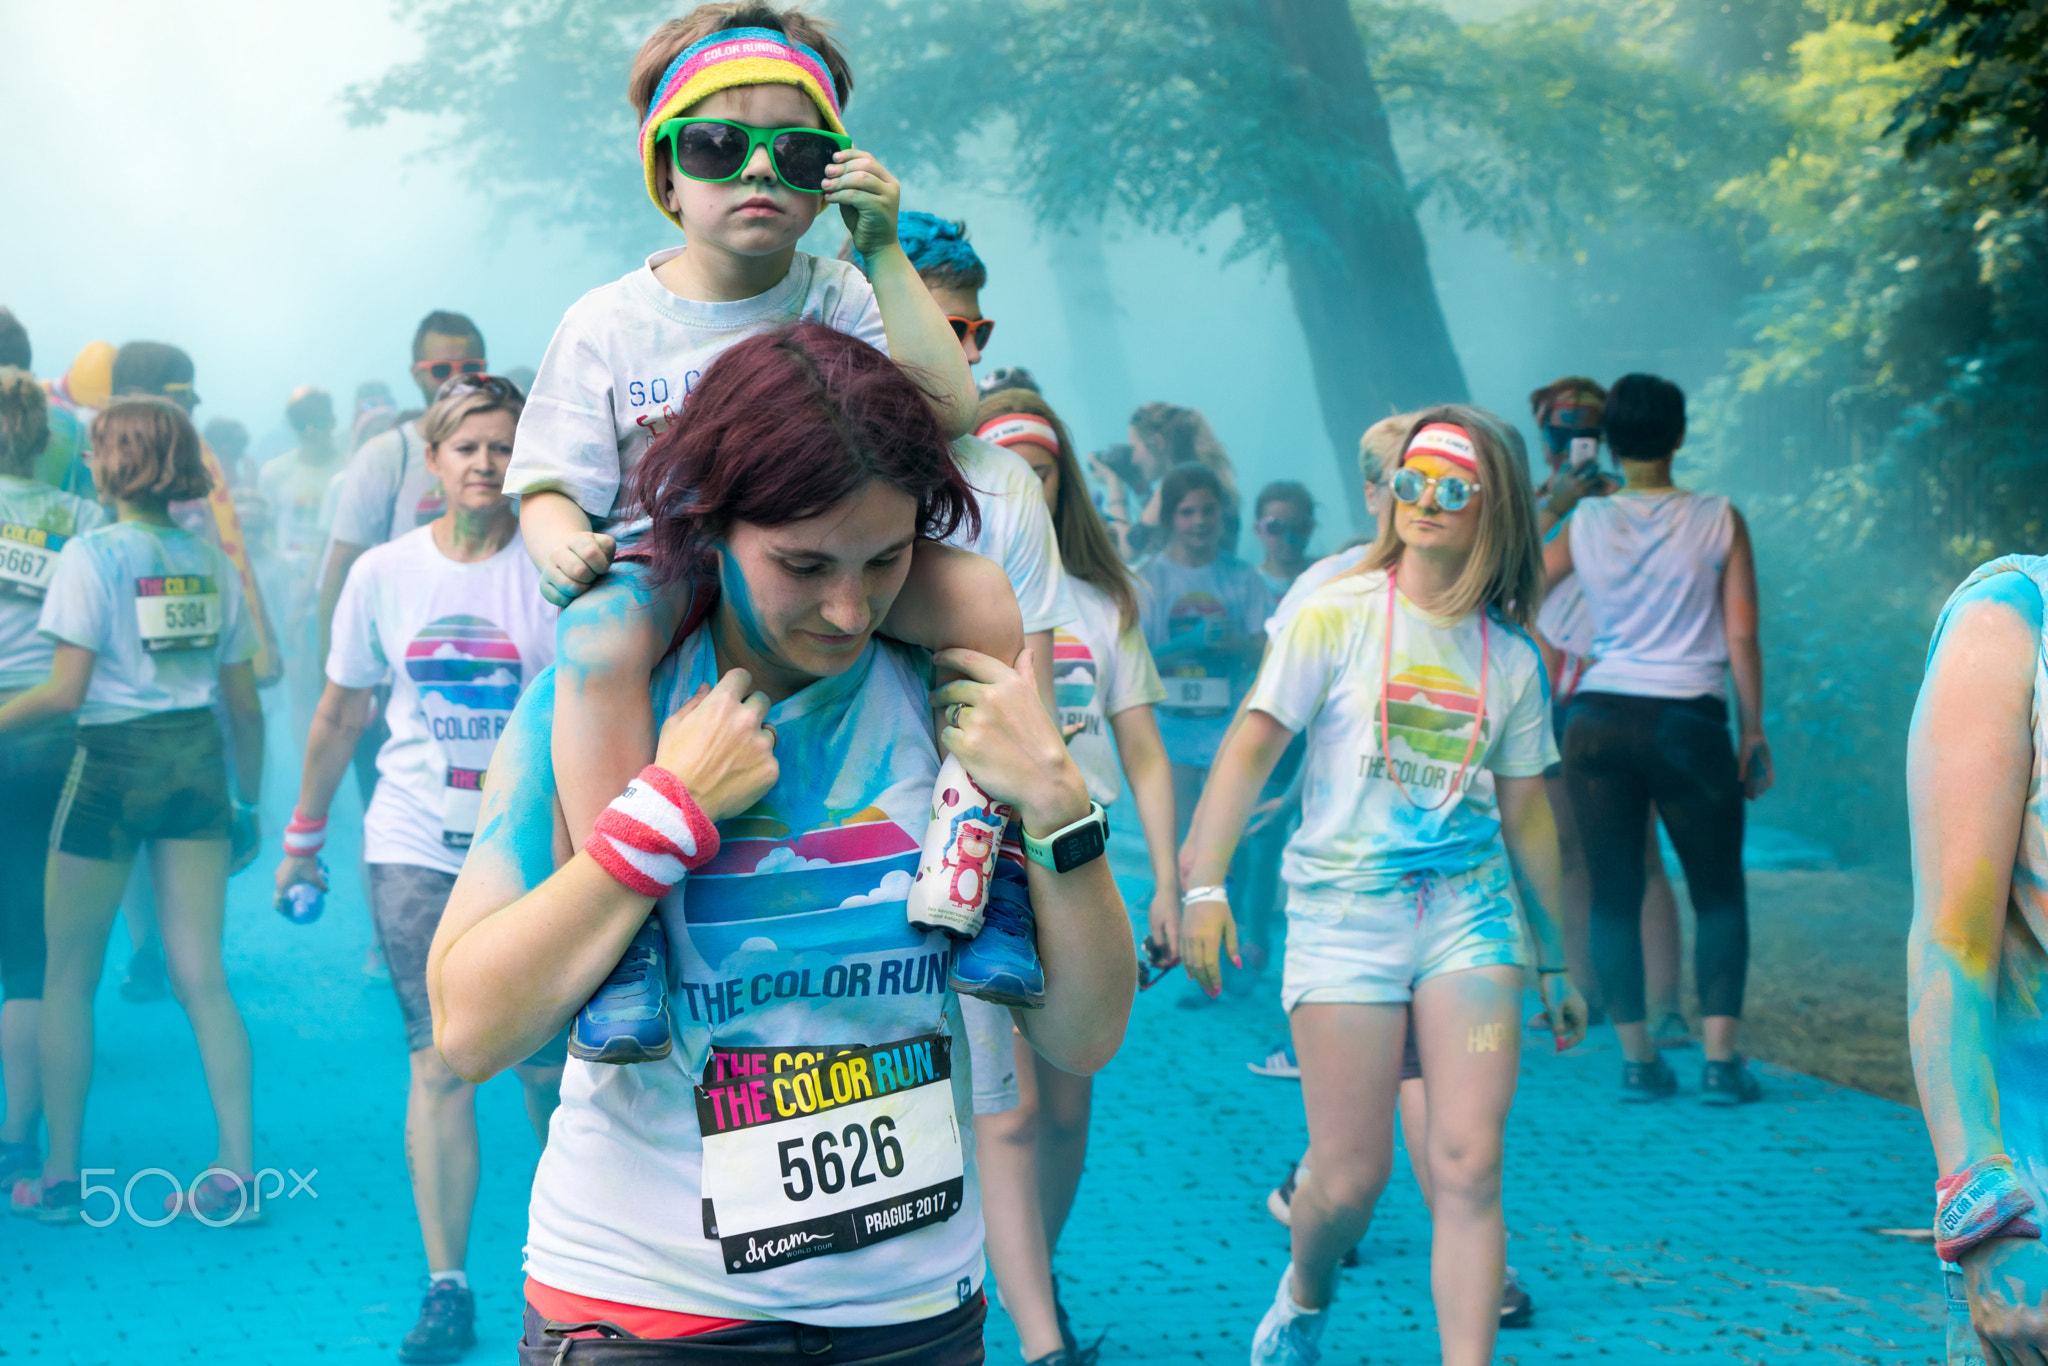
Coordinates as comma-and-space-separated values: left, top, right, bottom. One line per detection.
430, 324, 1133, 1364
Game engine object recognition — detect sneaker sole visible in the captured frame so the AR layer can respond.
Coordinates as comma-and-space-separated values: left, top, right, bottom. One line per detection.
947, 978, 1045, 1010
1699, 1088, 1759, 1106
909, 909, 984, 939
569, 1033, 674, 1065
1266, 1187, 1291, 1227
1247, 1062, 1301, 1079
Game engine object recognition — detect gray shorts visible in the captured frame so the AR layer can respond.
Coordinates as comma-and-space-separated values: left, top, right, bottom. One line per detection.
959, 994, 1022, 1115
367, 861, 567, 1065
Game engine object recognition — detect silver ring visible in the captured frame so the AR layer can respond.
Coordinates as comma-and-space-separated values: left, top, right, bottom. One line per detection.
946, 703, 964, 730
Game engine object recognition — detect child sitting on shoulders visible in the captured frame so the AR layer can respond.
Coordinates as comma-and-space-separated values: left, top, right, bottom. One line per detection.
505, 3, 1045, 1063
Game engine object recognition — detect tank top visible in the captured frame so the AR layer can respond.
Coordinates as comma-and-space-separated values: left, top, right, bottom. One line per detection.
1929, 556, 2048, 1201
1571, 489, 1735, 699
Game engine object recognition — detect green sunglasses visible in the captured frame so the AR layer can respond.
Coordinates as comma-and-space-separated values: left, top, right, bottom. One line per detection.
655, 117, 853, 194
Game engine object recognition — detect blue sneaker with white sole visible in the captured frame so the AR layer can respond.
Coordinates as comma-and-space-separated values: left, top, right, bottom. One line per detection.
570, 914, 673, 1064
947, 856, 1045, 1009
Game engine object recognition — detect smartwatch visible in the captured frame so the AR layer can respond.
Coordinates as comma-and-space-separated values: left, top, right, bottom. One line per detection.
1022, 801, 1108, 874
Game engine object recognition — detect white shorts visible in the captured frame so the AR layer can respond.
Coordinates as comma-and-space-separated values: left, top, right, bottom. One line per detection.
959, 994, 1021, 1115
1281, 858, 1526, 1014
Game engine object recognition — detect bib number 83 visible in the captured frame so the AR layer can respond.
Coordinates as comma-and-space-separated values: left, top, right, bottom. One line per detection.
778, 1116, 904, 1201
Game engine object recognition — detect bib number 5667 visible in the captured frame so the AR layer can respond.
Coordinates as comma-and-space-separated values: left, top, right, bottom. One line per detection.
778, 1116, 905, 1201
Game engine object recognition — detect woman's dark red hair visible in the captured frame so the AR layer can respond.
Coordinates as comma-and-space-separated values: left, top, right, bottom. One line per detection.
628, 322, 977, 592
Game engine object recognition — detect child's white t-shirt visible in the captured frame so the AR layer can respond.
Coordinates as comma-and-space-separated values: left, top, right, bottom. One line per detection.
1245, 568, 1556, 892
1055, 578, 1165, 807
943, 435, 1075, 637
326, 527, 558, 873
38, 521, 259, 726
507, 250, 886, 522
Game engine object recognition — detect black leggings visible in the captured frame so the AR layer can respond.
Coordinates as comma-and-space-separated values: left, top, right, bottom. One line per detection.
1563, 692, 1748, 1025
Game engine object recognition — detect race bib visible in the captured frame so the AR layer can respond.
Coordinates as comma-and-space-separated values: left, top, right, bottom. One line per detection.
443, 766, 484, 849
134, 576, 221, 653
697, 1034, 965, 1275
0, 524, 63, 600
1161, 674, 1230, 711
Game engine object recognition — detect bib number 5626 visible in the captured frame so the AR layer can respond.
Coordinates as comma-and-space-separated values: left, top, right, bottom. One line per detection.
778, 1116, 904, 1201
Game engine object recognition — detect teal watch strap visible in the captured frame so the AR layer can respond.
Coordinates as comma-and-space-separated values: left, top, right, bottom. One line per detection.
1022, 801, 1107, 873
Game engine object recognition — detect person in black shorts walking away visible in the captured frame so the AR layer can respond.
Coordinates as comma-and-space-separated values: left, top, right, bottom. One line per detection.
1, 396, 266, 1224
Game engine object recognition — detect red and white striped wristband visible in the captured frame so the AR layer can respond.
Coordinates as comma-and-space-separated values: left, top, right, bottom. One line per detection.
583, 765, 721, 898
282, 811, 327, 857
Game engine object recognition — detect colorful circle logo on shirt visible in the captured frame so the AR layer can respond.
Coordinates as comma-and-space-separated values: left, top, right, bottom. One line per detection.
1166, 591, 1226, 643
1053, 629, 1097, 714
405, 615, 521, 711
1383, 664, 1491, 763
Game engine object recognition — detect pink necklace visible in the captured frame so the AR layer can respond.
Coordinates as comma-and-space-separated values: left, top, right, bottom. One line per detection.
1377, 570, 1490, 812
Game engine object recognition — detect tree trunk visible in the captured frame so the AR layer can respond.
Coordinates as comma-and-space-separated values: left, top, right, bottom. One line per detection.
1046, 213, 1138, 452
1263, 0, 1469, 533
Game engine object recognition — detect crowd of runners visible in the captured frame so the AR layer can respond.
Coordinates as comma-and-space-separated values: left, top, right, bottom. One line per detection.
0, 4, 2040, 1365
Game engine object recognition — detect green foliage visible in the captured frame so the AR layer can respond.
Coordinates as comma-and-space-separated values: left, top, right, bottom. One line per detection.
1692, 19, 2048, 861
1891, 0, 2048, 198
344, 0, 664, 231
1362, 0, 1777, 254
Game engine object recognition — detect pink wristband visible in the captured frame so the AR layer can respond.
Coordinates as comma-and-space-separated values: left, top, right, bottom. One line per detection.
1936, 1155, 2042, 1262
283, 811, 327, 857
583, 765, 721, 898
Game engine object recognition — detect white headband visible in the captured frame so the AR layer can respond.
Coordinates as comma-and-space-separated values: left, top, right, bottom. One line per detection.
976, 415, 1059, 454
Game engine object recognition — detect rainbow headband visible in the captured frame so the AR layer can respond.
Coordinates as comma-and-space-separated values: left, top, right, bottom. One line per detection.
639, 27, 847, 228
1404, 422, 1478, 472
977, 414, 1060, 455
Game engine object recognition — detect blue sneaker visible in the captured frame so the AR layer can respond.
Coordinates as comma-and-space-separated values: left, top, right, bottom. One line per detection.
570, 914, 673, 1064
947, 857, 1045, 1009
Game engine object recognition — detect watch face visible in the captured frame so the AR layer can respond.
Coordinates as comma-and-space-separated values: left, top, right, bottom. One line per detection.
1052, 822, 1106, 873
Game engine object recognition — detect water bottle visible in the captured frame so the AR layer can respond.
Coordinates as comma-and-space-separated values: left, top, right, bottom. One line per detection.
280, 865, 326, 925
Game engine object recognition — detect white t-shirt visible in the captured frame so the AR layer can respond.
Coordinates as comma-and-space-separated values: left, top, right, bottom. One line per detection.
1266, 545, 1369, 636
1246, 569, 1556, 892
1054, 578, 1166, 807
507, 250, 886, 521
257, 448, 346, 574
0, 474, 110, 688
943, 435, 1075, 636
327, 421, 444, 550
39, 521, 259, 726
521, 633, 985, 1324
1138, 552, 1275, 768
326, 527, 558, 873
1571, 490, 1736, 699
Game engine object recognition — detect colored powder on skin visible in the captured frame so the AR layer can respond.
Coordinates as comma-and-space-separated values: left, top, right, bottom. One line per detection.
718, 544, 781, 666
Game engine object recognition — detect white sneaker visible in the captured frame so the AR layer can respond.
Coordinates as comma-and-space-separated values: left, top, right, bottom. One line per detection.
1250, 1266, 1327, 1365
